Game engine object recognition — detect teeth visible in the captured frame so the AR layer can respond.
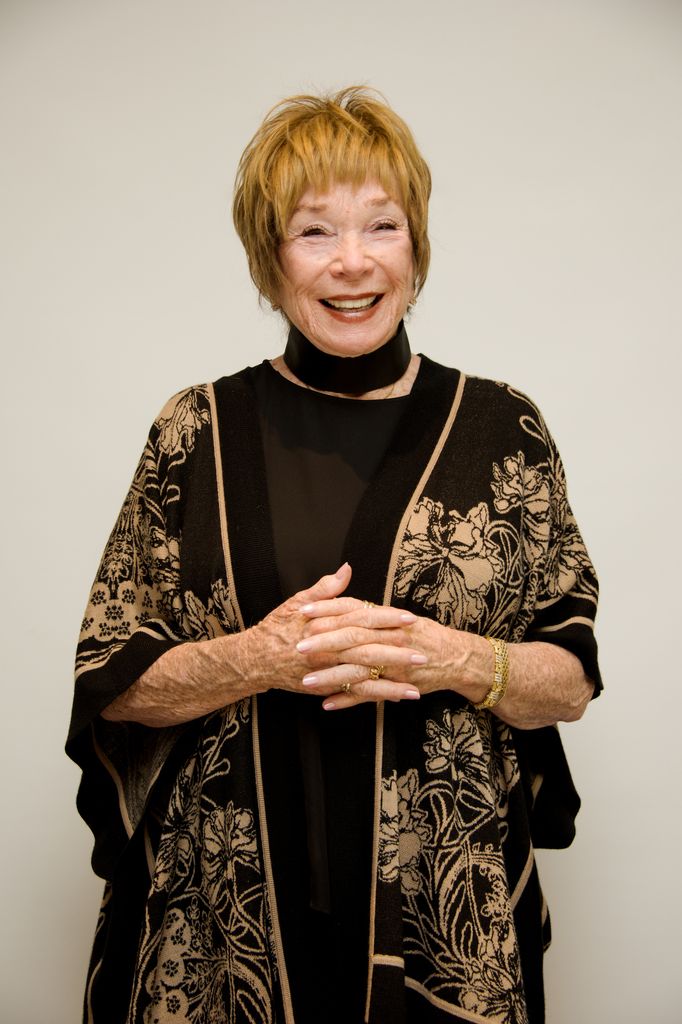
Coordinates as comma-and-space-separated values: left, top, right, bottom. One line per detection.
325, 296, 377, 310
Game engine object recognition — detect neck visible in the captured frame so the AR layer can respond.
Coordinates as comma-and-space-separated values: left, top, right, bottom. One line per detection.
283, 322, 411, 396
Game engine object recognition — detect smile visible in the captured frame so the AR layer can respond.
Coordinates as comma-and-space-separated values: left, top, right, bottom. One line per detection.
320, 295, 382, 311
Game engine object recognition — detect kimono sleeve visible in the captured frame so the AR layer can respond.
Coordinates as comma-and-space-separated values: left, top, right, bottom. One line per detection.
521, 427, 602, 693
500, 412, 602, 848
66, 387, 211, 878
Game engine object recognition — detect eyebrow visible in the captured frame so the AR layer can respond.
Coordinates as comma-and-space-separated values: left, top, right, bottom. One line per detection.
292, 194, 396, 215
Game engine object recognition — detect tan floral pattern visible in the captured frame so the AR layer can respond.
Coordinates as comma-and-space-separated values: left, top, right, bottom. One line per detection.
76, 388, 215, 665
181, 581, 240, 641
378, 769, 432, 896
372, 384, 600, 1019
142, 909, 193, 1023
545, 515, 596, 602
395, 497, 504, 626
460, 908, 528, 1023
129, 705, 275, 1023
75, 386, 276, 1022
491, 451, 550, 567
379, 707, 527, 1022
156, 388, 211, 459
395, 398, 597, 640
202, 804, 258, 892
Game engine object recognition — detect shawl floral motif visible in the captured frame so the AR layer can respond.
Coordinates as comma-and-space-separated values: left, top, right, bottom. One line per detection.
68, 359, 600, 1024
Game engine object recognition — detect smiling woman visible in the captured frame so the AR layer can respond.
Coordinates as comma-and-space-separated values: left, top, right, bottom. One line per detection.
68, 87, 601, 1024
277, 182, 415, 358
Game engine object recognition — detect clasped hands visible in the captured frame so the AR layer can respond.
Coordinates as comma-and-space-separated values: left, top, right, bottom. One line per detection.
252, 562, 472, 710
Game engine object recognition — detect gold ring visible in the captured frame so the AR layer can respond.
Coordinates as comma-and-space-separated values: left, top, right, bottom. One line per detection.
362, 600, 375, 609
341, 681, 352, 694
369, 665, 385, 681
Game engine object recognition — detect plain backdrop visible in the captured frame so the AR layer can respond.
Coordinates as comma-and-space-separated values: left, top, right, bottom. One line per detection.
1, 1, 680, 1021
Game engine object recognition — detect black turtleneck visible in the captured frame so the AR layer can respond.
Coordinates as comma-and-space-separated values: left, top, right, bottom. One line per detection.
283, 320, 411, 394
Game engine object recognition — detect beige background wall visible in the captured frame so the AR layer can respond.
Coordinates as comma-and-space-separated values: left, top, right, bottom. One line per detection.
2, 1, 680, 1020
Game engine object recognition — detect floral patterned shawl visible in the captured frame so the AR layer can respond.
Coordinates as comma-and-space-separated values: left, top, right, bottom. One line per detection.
67, 356, 600, 1024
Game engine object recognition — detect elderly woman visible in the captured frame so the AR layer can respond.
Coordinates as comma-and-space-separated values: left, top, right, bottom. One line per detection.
68, 88, 601, 1024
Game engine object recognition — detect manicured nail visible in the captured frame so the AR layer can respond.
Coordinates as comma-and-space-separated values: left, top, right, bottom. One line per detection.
335, 562, 350, 578
323, 701, 336, 710
405, 689, 421, 700
400, 613, 417, 624
302, 675, 318, 686
411, 654, 428, 664
296, 639, 313, 652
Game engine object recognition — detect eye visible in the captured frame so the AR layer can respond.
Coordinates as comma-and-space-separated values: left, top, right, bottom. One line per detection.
373, 219, 399, 231
300, 224, 328, 238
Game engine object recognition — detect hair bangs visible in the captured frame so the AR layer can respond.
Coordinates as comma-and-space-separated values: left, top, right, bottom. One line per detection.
233, 87, 431, 306
271, 123, 410, 237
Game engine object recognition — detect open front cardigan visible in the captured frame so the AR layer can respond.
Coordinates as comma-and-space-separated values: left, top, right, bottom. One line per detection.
68, 355, 600, 1024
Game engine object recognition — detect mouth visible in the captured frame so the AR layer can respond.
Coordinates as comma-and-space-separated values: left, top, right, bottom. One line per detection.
320, 295, 382, 311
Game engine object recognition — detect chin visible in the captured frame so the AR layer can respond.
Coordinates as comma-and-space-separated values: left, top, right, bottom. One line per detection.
313, 320, 402, 358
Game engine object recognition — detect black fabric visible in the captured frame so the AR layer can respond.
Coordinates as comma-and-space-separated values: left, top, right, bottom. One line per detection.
283, 320, 411, 394
252, 361, 410, 1021
254, 360, 409, 596
513, 725, 582, 849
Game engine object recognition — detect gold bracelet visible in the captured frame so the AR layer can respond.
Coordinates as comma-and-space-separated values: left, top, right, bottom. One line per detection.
473, 637, 510, 710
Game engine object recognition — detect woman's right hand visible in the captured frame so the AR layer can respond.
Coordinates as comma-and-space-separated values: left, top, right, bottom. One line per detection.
102, 563, 423, 728
240, 563, 357, 693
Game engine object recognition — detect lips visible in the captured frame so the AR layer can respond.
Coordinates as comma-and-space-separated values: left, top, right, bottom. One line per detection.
320, 295, 382, 311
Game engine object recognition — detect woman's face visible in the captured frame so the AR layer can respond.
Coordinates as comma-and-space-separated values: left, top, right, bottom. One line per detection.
277, 180, 415, 357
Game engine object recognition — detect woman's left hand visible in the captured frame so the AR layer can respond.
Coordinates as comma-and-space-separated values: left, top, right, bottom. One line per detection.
298, 596, 489, 709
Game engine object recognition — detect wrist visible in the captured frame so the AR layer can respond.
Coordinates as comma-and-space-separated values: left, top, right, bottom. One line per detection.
457, 632, 495, 704
437, 629, 491, 703
473, 637, 510, 710
225, 625, 272, 698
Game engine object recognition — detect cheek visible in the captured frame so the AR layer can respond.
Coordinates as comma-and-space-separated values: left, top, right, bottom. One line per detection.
391, 248, 415, 289
391, 262, 415, 301
278, 269, 313, 315
282, 261, 320, 304
290, 284, 318, 314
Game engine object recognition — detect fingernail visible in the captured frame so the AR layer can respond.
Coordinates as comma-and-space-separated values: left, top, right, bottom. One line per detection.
400, 613, 417, 623
410, 654, 428, 664
301, 603, 315, 614
323, 701, 336, 710
335, 562, 350, 578
302, 675, 318, 686
296, 639, 313, 652
405, 689, 421, 700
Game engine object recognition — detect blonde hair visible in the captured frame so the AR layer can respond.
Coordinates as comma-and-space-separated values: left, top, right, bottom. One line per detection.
232, 86, 431, 307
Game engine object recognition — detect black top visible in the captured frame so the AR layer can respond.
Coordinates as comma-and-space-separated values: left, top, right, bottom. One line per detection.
253, 361, 410, 1024
254, 360, 409, 595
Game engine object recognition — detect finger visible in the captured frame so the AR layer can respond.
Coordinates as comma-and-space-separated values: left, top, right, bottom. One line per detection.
295, 563, 352, 606
323, 680, 421, 711
304, 607, 416, 636
300, 596, 418, 622
300, 596, 369, 617
297, 631, 427, 666
302, 663, 374, 692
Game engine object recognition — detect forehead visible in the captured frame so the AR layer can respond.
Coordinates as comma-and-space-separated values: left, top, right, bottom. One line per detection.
291, 180, 404, 216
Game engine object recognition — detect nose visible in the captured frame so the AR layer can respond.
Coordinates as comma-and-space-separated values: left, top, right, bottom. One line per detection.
331, 232, 370, 277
